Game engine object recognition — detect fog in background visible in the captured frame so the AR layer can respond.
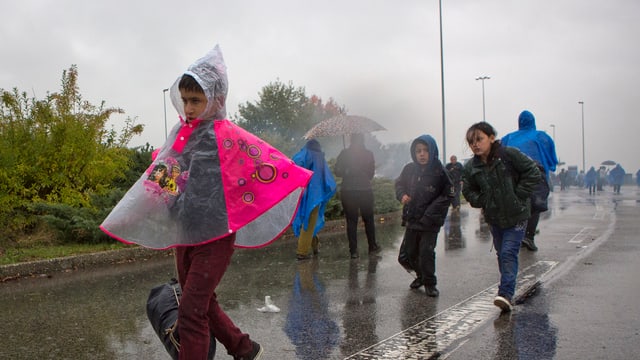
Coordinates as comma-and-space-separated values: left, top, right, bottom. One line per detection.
3, 0, 639, 173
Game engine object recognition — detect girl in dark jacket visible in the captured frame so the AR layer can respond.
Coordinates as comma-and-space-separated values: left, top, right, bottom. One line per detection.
395, 135, 454, 297
462, 122, 540, 312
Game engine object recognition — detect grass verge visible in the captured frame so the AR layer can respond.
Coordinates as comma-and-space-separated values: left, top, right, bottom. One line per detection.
0, 242, 132, 266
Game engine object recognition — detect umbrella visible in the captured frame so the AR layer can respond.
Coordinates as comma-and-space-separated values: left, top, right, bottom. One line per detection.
303, 115, 386, 140
601, 160, 616, 166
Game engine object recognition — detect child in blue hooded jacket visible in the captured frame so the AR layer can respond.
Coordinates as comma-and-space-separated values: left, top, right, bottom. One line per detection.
395, 135, 454, 297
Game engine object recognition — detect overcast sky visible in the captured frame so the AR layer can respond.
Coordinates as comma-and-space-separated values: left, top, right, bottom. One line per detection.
3, 0, 640, 174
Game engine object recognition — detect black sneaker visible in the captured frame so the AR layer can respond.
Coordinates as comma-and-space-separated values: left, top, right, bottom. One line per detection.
521, 237, 538, 251
234, 341, 263, 360
369, 244, 381, 254
350, 253, 359, 259
425, 285, 440, 297
409, 278, 422, 289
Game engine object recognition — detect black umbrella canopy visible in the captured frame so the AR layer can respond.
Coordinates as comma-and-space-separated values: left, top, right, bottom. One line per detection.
601, 160, 616, 166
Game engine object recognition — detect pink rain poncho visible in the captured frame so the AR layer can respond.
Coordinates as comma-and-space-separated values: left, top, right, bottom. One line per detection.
100, 45, 312, 249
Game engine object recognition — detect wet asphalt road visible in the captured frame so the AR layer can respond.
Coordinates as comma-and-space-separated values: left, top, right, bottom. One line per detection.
1, 187, 639, 359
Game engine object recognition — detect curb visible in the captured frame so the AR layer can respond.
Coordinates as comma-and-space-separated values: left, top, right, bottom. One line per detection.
0, 212, 401, 282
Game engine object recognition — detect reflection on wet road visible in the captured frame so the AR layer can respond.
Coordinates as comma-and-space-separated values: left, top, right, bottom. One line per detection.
1, 189, 630, 359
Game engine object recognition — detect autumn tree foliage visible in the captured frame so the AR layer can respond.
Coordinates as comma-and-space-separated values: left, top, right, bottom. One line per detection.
234, 80, 346, 156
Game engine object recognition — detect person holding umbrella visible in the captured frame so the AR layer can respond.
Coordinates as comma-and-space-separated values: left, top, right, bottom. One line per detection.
334, 133, 381, 259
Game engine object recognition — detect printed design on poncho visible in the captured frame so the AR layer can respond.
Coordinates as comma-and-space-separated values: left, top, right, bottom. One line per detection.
221, 136, 289, 205
143, 157, 187, 202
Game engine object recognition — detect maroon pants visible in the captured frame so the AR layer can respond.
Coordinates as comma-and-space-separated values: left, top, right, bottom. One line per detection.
176, 234, 252, 359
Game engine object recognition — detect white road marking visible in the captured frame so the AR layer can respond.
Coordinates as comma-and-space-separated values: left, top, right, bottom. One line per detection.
345, 261, 558, 360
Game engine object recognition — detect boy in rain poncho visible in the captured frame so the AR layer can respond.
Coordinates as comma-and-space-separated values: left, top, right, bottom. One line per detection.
101, 45, 311, 360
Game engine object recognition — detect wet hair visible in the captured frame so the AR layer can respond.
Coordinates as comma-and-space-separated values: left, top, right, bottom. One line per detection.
465, 121, 501, 160
178, 74, 204, 93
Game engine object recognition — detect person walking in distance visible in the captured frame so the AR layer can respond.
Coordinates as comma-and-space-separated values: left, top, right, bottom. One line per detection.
445, 155, 464, 212
334, 133, 380, 259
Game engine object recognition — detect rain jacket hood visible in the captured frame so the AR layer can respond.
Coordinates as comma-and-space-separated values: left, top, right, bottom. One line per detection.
609, 164, 626, 185
518, 110, 536, 130
411, 134, 439, 169
502, 110, 558, 176
100, 45, 312, 249
395, 134, 453, 232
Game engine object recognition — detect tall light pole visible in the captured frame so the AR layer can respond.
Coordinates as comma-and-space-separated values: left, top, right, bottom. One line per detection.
438, 0, 446, 162
578, 101, 585, 172
549, 124, 556, 142
475, 76, 490, 121
163, 88, 169, 140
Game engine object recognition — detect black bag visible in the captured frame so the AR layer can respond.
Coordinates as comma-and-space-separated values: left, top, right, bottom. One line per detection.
146, 278, 216, 360
499, 147, 550, 213
398, 236, 414, 273
530, 165, 550, 212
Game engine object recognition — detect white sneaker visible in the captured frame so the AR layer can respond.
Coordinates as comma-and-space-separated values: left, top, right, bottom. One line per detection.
494, 295, 512, 312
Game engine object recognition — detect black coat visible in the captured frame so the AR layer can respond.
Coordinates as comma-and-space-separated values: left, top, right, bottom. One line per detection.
395, 160, 454, 233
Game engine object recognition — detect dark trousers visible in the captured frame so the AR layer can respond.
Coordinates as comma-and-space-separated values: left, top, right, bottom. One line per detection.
341, 189, 377, 254
176, 234, 253, 359
451, 184, 462, 208
403, 229, 438, 286
525, 210, 540, 240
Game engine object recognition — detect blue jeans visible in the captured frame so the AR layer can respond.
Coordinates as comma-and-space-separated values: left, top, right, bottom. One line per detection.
490, 221, 526, 300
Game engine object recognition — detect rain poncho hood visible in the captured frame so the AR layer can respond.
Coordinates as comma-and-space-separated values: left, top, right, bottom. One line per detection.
501, 110, 558, 176
411, 134, 439, 169
100, 45, 312, 249
584, 166, 597, 186
291, 140, 337, 237
609, 164, 625, 185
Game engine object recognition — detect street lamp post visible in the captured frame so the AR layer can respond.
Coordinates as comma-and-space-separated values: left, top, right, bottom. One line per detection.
438, 0, 446, 162
475, 76, 490, 121
163, 88, 169, 140
578, 101, 585, 172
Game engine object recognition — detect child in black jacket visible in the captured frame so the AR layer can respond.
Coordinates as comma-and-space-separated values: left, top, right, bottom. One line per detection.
395, 135, 454, 297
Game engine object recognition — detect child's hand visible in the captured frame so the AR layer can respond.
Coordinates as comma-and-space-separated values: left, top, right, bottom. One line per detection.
401, 194, 411, 204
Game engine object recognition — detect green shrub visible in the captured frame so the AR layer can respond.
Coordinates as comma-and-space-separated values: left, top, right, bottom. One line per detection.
324, 176, 401, 221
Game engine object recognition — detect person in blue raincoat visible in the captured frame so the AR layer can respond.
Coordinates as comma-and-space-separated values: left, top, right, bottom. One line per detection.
291, 139, 337, 260
585, 166, 597, 194
609, 164, 626, 194
636, 169, 640, 187
502, 110, 558, 252
284, 260, 339, 359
